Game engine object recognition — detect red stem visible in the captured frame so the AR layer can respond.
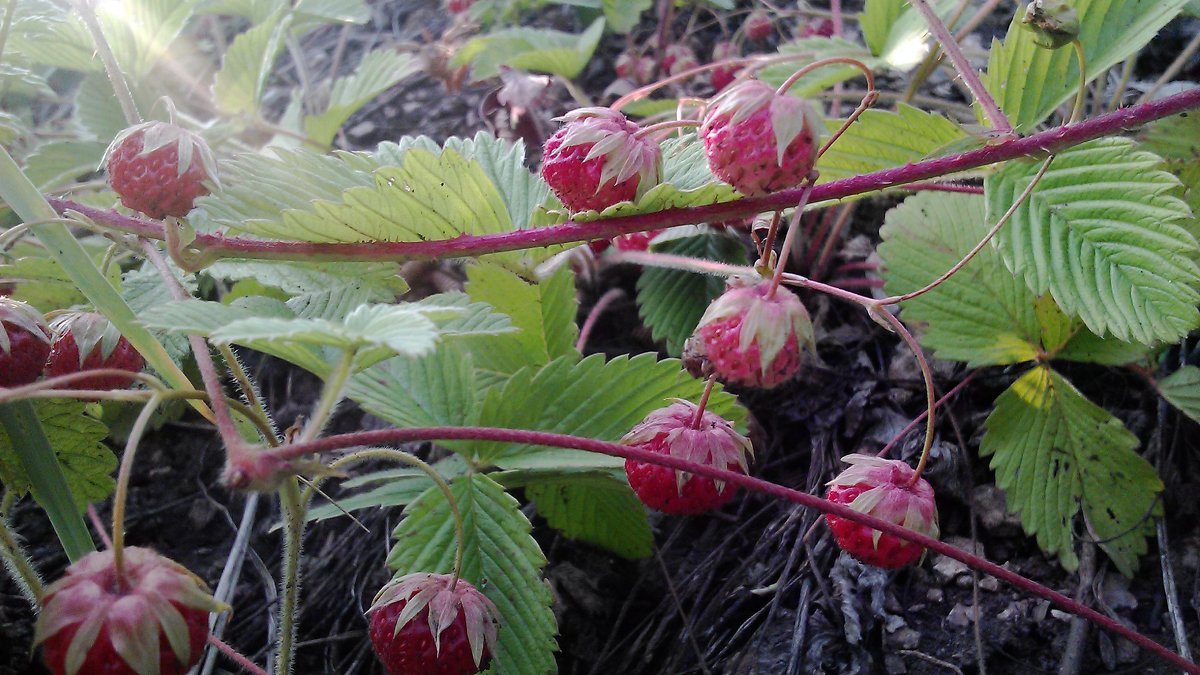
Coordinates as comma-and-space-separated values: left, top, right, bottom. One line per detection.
255, 425, 1197, 673
877, 370, 978, 458
902, 182, 984, 194
47, 88, 1200, 265
207, 634, 268, 675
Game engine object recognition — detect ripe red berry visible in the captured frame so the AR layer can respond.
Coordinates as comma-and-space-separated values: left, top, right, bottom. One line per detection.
35, 547, 226, 675
684, 276, 814, 389
446, 0, 473, 14
709, 41, 741, 92
700, 79, 822, 196
0, 298, 51, 387
368, 573, 499, 675
663, 44, 698, 76
824, 454, 940, 569
621, 400, 753, 514
615, 51, 641, 80
45, 312, 144, 390
743, 10, 773, 41
103, 120, 218, 219
799, 17, 835, 38
541, 108, 662, 213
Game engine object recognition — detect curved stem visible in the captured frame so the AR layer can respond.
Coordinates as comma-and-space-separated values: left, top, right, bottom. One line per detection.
818, 88, 879, 157
254, 425, 1200, 674
768, 179, 817, 297
776, 56, 875, 98
111, 393, 165, 586
877, 370, 977, 458
576, 288, 625, 353
906, 0, 1011, 135
0, 369, 168, 404
1069, 40, 1088, 125
877, 155, 1054, 305
309, 449, 466, 587
46, 89, 1200, 264
207, 634, 268, 675
874, 308, 937, 484
634, 119, 701, 139
689, 375, 717, 429
0, 511, 43, 606
70, 0, 140, 126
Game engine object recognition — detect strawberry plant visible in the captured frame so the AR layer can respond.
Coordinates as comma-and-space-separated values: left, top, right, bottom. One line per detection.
0, 0, 1198, 674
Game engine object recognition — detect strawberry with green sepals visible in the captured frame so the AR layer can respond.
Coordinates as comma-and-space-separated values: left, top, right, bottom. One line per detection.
35, 547, 227, 675
368, 573, 500, 675
621, 399, 753, 514
684, 275, 815, 389
824, 454, 940, 569
103, 120, 219, 220
0, 298, 51, 388
45, 311, 145, 390
700, 79, 822, 196
541, 108, 662, 213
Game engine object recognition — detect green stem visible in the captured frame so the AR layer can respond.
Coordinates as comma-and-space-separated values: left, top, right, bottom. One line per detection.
298, 349, 356, 444
0, 510, 43, 606
69, 0, 140, 125
112, 393, 165, 586
1070, 40, 1088, 124
0, 401, 95, 562
275, 478, 305, 675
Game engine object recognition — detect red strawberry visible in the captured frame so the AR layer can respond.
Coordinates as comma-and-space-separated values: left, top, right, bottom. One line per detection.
709, 41, 741, 92
621, 400, 753, 514
824, 454, 939, 569
799, 17, 836, 38
541, 108, 662, 213
684, 275, 814, 389
45, 312, 144, 390
35, 547, 227, 675
743, 10, 773, 41
615, 51, 641, 80
0, 298, 51, 387
700, 79, 822, 196
368, 573, 499, 675
663, 44, 698, 76
446, 0, 473, 14
103, 120, 218, 220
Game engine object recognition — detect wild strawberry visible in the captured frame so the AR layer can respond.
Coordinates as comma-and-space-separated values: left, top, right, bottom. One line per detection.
824, 454, 939, 569
0, 298, 51, 387
798, 17, 836, 38
446, 0, 473, 14
368, 573, 499, 675
743, 10, 773, 41
709, 41, 741, 92
35, 547, 226, 675
45, 312, 144, 390
615, 51, 641, 80
663, 44, 698, 76
541, 108, 662, 213
700, 79, 822, 196
684, 275, 814, 389
103, 120, 219, 220
621, 400, 753, 514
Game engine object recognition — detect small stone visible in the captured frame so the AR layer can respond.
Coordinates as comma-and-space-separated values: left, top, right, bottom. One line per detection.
1050, 609, 1071, 621
348, 121, 376, 139
946, 603, 975, 629
885, 653, 908, 674
926, 587, 944, 602
1032, 600, 1050, 622
979, 576, 1000, 592
889, 626, 921, 650
933, 554, 969, 584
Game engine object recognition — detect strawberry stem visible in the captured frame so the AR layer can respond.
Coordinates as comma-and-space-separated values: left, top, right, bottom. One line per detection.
207, 634, 268, 675
633, 119, 701, 139
757, 210, 782, 266
576, 288, 625, 353
775, 56, 875, 99
876, 370, 978, 459
112, 393, 166, 590
767, 178, 817, 299
257, 425, 1199, 674
689, 375, 718, 429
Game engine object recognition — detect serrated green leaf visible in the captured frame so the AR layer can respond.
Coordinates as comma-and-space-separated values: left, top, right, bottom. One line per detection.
472, 352, 747, 467
1159, 365, 1200, 424
981, 366, 1162, 575
636, 234, 749, 355
464, 264, 579, 386
213, 11, 292, 115
757, 37, 880, 97
444, 133, 550, 232
985, 0, 1190, 131
304, 49, 419, 146
74, 72, 130, 143
204, 260, 406, 297
388, 474, 558, 675
22, 140, 108, 191
1139, 112, 1200, 236
453, 18, 605, 80
123, 262, 197, 366
103, 0, 201, 78
0, 63, 54, 98
347, 344, 480, 429
816, 105, 969, 184
987, 137, 1200, 344
0, 399, 115, 510
602, 0, 651, 33
6, 11, 99, 72
524, 471, 653, 559
861, 0, 959, 69
880, 192, 1148, 366
305, 456, 470, 523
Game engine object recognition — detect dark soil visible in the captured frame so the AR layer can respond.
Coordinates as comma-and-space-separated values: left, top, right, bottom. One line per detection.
3, 1, 1200, 674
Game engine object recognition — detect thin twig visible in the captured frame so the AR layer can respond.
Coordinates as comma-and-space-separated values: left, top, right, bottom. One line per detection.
1137, 30, 1200, 105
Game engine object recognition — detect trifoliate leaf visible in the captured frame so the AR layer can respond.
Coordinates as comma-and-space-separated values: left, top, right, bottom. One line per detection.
636, 234, 749, 355
0, 400, 115, 510
1158, 365, 1200, 425
987, 137, 1200, 344
522, 471, 653, 559
388, 474, 558, 675
981, 366, 1162, 575
985, 0, 1190, 131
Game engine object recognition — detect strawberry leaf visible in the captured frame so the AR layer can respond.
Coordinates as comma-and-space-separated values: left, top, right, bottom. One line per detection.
452, 18, 605, 79
347, 344, 481, 430
636, 233, 749, 355
388, 474, 558, 675
985, 0, 1190, 132
815, 105, 968, 185
860, 0, 959, 69
981, 366, 1162, 575
1139, 112, 1200, 237
0, 399, 115, 511
1158, 365, 1200, 425
519, 470, 653, 559
987, 137, 1200, 344
212, 10, 291, 116
303, 49, 419, 146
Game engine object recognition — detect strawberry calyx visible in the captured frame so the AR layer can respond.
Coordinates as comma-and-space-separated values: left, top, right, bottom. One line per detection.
34, 547, 227, 675
0, 297, 50, 355
543, 107, 662, 211
48, 311, 127, 369
621, 399, 753, 497
368, 573, 499, 669
102, 121, 220, 189
704, 79, 822, 172
693, 275, 815, 383
825, 454, 940, 568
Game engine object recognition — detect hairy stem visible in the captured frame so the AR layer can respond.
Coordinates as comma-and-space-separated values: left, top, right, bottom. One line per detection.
207, 634, 268, 675
70, 0, 140, 126
297, 348, 356, 444
689, 375, 718, 429
112, 393, 165, 587
257, 425, 1195, 672
0, 511, 43, 606
51, 87, 1200, 265
274, 479, 304, 675
906, 0, 1011, 135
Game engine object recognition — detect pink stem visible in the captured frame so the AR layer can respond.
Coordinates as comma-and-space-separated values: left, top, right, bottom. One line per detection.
257, 425, 1195, 673
575, 288, 625, 353
827, 277, 883, 289
903, 182, 984, 194
48, 88, 1200, 264
86, 505, 113, 550
877, 370, 978, 458
207, 634, 268, 675
830, 0, 843, 36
